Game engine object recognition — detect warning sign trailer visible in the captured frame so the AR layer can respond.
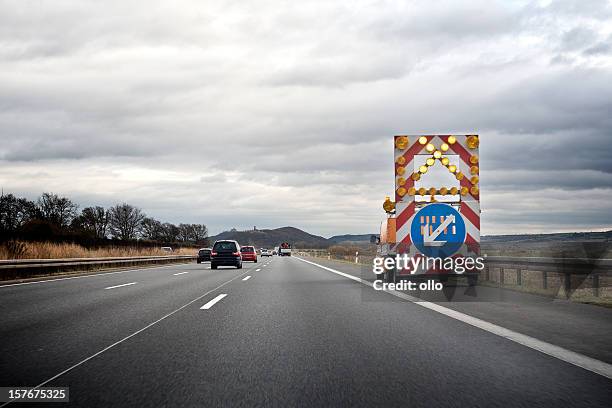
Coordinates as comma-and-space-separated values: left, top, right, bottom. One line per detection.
377, 134, 481, 285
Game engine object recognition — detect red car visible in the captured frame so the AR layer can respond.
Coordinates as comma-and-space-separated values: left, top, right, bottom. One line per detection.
240, 246, 258, 262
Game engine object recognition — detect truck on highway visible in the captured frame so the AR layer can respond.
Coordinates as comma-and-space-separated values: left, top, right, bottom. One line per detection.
376, 135, 481, 286
278, 242, 292, 256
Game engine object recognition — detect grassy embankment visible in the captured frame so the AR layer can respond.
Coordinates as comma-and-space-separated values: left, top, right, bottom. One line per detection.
0, 241, 197, 260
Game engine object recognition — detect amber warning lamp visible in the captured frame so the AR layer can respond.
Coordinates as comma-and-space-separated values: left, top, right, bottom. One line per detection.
383, 196, 396, 214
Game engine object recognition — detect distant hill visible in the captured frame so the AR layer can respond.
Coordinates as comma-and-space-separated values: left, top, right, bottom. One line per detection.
328, 234, 374, 243
208, 226, 330, 249
207, 227, 611, 254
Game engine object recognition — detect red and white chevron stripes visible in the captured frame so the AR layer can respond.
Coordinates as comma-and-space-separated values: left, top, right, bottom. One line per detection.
393, 135, 480, 266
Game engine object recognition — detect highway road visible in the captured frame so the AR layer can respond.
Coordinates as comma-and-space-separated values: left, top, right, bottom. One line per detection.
1, 256, 611, 407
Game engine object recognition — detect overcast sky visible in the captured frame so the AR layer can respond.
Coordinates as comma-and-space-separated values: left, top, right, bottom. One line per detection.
1, 0, 611, 237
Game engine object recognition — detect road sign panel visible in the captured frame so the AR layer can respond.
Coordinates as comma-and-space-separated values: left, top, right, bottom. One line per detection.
410, 203, 466, 258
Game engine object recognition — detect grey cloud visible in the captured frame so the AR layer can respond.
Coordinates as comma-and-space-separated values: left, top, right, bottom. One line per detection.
0, 1, 219, 58
557, 28, 611, 57
0, 114, 161, 161
368, 0, 519, 41
483, 188, 612, 234
266, 1, 520, 88
267, 58, 408, 87
583, 34, 612, 55
482, 131, 612, 175
539, 0, 612, 20
200, 174, 227, 183
484, 170, 612, 190
0, 0, 611, 235
560, 27, 597, 51
483, 69, 612, 135
549, 54, 575, 65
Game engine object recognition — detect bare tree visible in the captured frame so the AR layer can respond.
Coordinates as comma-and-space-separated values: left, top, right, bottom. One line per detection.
178, 223, 193, 242
175, 223, 208, 243
37, 192, 78, 228
1, 191, 209, 247
191, 224, 208, 244
160, 223, 180, 243
141, 217, 163, 241
79, 206, 109, 239
0, 193, 37, 232
108, 203, 145, 241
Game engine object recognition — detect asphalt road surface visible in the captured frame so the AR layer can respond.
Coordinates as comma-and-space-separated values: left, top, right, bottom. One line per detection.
1, 256, 611, 407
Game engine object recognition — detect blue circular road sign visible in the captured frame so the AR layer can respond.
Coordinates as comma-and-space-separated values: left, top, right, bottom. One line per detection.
410, 203, 466, 258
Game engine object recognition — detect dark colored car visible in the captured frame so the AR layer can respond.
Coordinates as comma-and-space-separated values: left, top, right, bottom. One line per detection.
211, 240, 242, 269
240, 246, 257, 262
197, 248, 211, 263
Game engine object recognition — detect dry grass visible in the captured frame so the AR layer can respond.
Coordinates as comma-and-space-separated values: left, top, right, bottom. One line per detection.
0, 241, 197, 260
480, 242, 612, 258
328, 244, 377, 257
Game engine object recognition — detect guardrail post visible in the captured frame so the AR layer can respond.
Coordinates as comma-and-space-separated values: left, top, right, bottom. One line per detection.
564, 272, 571, 298
593, 274, 600, 297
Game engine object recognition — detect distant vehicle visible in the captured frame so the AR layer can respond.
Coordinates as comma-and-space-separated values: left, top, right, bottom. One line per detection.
261, 249, 272, 257
197, 248, 212, 263
273, 246, 279, 255
279, 242, 292, 256
240, 245, 257, 262
161, 247, 173, 253
211, 240, 242, 269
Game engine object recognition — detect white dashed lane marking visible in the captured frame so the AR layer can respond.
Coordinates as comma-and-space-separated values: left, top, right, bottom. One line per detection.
104, 282, 137, 290
200, 294, 228, 310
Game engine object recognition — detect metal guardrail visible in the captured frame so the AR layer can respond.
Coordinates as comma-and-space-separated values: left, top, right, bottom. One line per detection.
296, 249, 611, 297
482, 256, 611, 297
296, 249, 612, 272
484, 256, 612, 273
0, 255, 195, 267
0, 255, 197, 280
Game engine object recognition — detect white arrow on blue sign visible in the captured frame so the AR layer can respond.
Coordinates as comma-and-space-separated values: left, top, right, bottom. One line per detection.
410, 203, 466, 258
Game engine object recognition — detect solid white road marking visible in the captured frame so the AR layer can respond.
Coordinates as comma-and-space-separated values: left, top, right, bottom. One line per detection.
0, 262, 191, 288
200, 294, 227, 310
173, 272, 189, 276
242, 276, 251, 281
294, 256, 612, 380
256, 268, 261, 272
104, 282, 137, 290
